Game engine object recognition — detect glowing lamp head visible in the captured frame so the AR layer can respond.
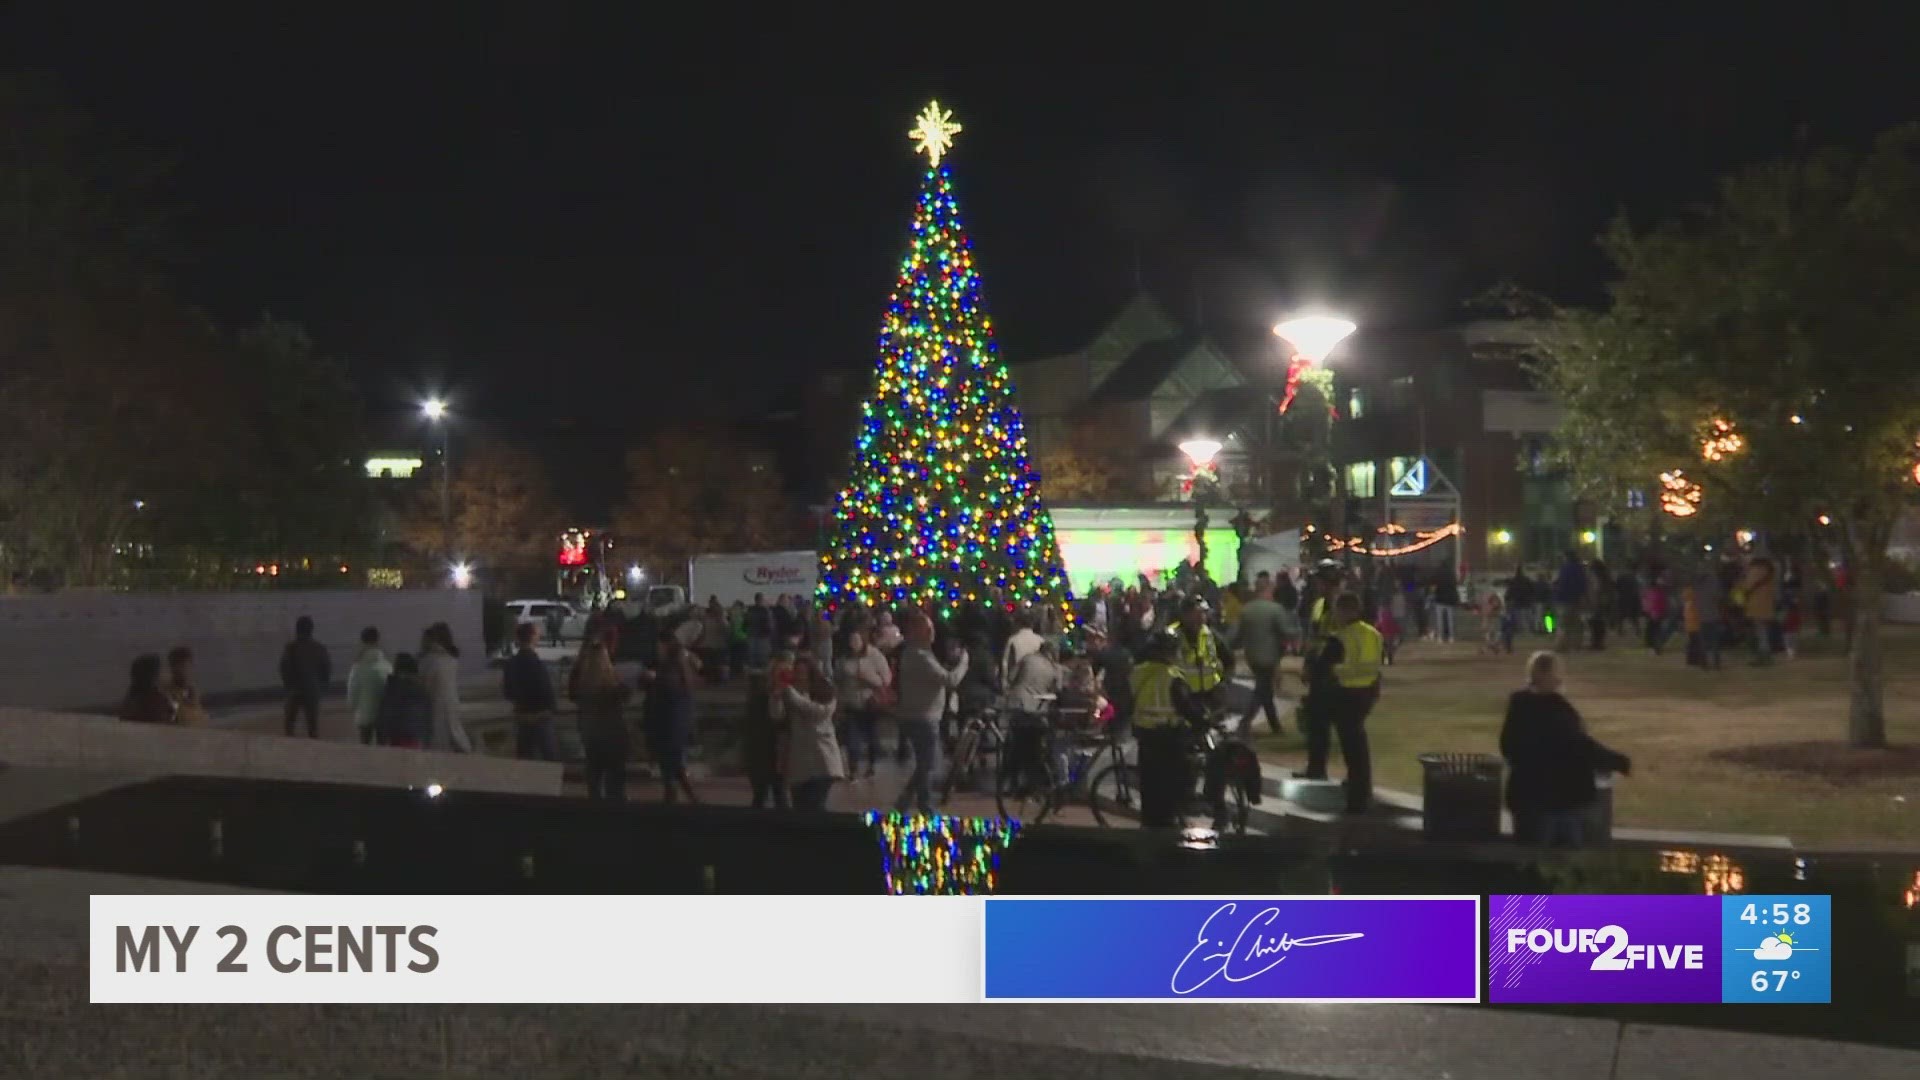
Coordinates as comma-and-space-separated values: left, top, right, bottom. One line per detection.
1273, 315, 1357, 363
449, 562, 473, 589
1178, 438, 1223, 469
1580, 530, 1597, 545
627, 564, 644, 584
422, 398, 448, 422
1493, 529, 1513, 546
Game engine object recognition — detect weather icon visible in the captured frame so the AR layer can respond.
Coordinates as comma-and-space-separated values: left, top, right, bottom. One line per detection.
1753, 933, 1797, 960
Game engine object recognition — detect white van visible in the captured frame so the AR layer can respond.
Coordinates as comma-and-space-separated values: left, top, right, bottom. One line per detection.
503, 599, 589, 644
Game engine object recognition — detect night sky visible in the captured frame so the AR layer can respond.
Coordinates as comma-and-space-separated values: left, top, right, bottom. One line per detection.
5, 7, 1913, 430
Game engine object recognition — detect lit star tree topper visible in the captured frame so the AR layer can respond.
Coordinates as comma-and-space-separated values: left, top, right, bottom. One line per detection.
817, 102, 1073, 620
908, 101, 962, 167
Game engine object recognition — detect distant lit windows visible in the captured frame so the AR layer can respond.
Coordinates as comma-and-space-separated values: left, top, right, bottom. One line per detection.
364, 456, 424, 479
1346, 461, 1377, 500
1346, 387, 1365, 419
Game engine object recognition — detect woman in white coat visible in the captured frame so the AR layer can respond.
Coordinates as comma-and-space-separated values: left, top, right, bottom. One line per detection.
783, 666, 843, 811
420, 623, 471, 753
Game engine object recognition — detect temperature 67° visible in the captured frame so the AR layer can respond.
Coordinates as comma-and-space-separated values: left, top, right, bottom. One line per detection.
1751, 970, 1801, 992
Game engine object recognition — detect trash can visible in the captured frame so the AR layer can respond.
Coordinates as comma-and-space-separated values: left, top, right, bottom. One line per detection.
1418, 752, 1504, 841
1584, 772, 1616, 845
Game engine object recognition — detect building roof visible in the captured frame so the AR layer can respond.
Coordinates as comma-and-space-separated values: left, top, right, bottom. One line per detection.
1017, 295, 1247, 440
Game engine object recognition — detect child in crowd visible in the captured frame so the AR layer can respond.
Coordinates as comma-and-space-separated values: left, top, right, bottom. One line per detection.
1375, 596, 1403, 666
1482, 591, 1512, 655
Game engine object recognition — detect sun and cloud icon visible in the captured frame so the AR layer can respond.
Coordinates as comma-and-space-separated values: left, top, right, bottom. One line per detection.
1746, 932, 1814, 960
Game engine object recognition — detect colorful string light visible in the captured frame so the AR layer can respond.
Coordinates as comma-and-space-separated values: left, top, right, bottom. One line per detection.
1659, 469, 1703, 517
1700, 417, 1745, 462
864, 810, 1022, 896
1321, 522, 1464, 557
818, 104, 1074, 621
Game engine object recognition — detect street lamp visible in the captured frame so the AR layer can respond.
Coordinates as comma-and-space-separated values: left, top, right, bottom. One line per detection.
1177, 438, 1222, 471
1272, 314, 1356, 414
422, 398, 452, 568
449, 562, 473, 589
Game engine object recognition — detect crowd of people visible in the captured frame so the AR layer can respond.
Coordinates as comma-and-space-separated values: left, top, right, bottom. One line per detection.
118, 616, 474, 749
1494, 549, 1837, 666
714, 560, 1392, 824
106, 566, 1387, 826
112, 543, 1831, 849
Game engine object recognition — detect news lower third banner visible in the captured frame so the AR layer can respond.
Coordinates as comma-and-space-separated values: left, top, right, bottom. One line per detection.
91, 895, 1479, 1004
1489, 894, 1833, 1004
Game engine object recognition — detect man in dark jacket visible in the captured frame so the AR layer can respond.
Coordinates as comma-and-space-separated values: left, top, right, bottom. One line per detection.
502, 621, 558, 760
1231, 573, 1291, 736
1500, 650, 1631, 846
1085, 626, 1134, 740
745, 594, 775, 669
280, 615, 331, 738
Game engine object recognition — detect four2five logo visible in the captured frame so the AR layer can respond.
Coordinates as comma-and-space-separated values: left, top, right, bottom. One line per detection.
1490, 894, 1831, 1004
1491, 895, 1721, 1003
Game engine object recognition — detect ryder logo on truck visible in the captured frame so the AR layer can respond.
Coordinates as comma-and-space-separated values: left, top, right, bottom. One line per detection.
743, 564, 809, 586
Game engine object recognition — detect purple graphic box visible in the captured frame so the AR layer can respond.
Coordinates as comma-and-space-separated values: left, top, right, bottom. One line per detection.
984, 898, 1479, 1000
1489, 895, 1721, 1003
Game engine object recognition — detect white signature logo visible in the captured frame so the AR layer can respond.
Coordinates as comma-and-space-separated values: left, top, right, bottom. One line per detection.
1169, 903, 1366, 995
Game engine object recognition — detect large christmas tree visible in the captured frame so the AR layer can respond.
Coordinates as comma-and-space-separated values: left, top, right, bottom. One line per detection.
817, 102, 1072, 621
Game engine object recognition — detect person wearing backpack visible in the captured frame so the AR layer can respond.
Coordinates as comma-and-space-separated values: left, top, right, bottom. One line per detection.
374, 653, 433, 749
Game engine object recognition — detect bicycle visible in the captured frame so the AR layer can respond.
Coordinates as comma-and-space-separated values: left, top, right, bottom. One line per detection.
992, 702, 1125, 824
939, 704, 1005, 805
1087, 715, 1258, 834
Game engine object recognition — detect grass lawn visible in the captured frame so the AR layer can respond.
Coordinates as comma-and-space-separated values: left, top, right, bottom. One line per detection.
1252, 622, 1920, 845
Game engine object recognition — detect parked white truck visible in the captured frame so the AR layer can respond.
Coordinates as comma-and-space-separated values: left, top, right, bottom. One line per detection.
687, 550, 819, 610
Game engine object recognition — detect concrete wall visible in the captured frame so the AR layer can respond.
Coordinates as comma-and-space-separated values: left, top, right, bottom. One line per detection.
0, 590, 486, 710
1884, 593, 1920, 624
0, 707, 561, 796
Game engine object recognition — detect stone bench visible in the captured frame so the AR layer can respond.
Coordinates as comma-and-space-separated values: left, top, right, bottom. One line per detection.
0, 708, 562, 797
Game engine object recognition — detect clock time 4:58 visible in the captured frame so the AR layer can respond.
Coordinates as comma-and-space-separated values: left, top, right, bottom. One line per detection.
1739, 902, 1813, 928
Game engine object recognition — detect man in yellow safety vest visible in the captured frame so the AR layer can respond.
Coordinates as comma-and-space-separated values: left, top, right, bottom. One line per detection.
1173, 596, 1228, 703
1298, 592, 1383, 812
1301, 559, 1345, 653
1129, 633, 1209, 829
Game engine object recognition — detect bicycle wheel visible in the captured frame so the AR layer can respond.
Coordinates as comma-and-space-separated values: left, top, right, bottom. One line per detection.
1087, 763, 1140, 828
940, 727, 979, 805
995, 757, 1055, 825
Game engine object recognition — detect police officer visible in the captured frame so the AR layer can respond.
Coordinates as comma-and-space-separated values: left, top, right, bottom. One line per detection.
1128, 633, 1209, 828
1173, 596, 1229, 707
1299, 592, 1384, 812
1301, 559, 1345, 652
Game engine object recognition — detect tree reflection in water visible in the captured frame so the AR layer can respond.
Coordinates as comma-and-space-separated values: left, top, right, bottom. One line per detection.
1657, 849, 1748, 895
